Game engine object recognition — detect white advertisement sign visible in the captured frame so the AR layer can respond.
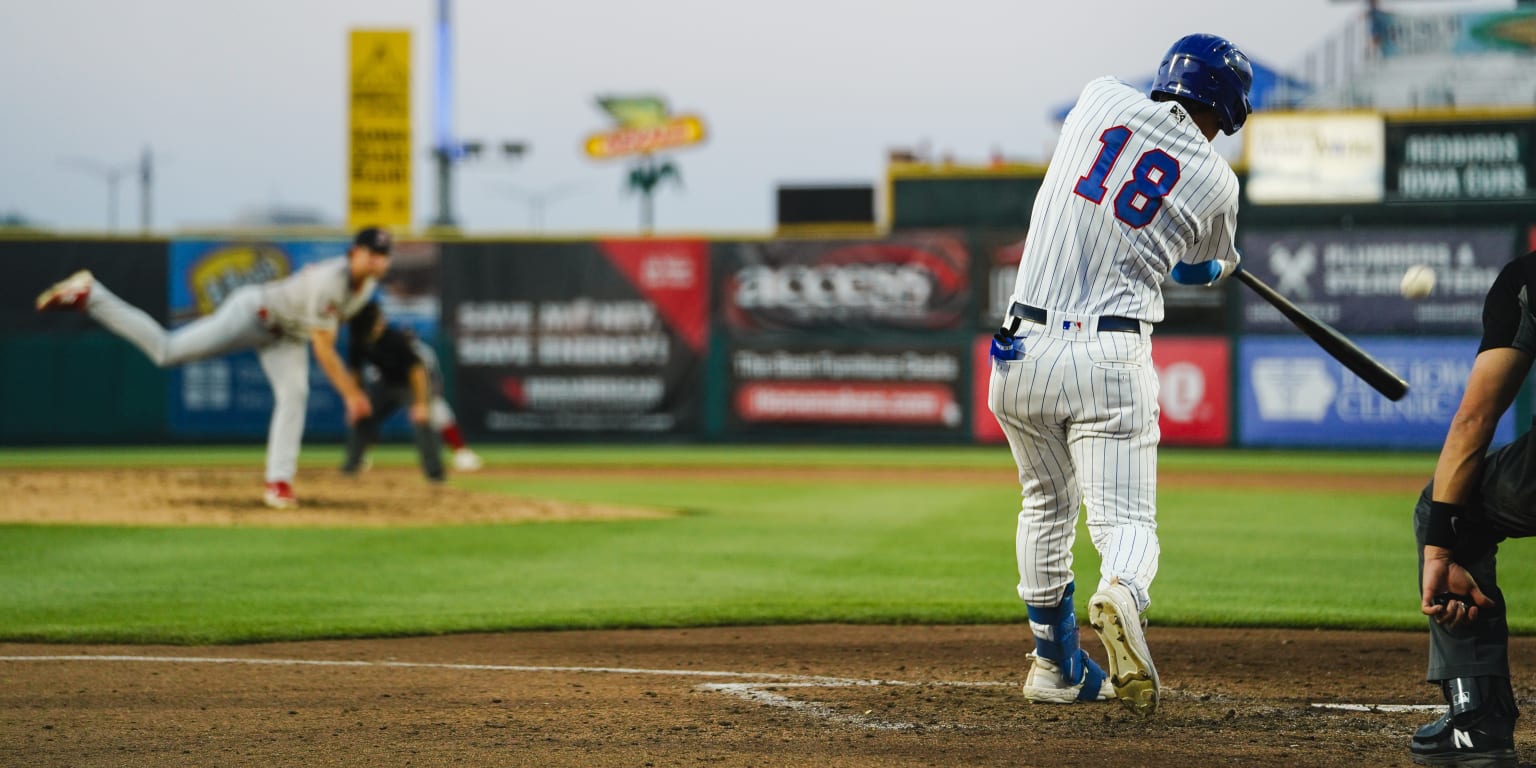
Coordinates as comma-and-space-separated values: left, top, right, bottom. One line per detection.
1245, 113, 1385, 204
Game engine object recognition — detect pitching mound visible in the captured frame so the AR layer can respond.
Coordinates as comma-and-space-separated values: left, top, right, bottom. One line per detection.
0, 468, 670, 527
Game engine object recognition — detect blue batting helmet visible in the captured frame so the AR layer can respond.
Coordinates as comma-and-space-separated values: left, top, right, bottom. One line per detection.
1149, 33, 1253, 136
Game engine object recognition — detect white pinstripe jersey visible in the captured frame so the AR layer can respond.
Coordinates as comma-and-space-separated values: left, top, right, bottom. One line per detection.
1009, 77, 1242, 324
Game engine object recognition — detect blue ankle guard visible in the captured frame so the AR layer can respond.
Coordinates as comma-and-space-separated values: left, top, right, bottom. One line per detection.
1027, 582, 1084, 682
1072, 651, 1108, 701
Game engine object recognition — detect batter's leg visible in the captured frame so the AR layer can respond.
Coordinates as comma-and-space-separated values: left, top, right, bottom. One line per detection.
1072, 335, 1162, 610
257, 340, 310, 484
88, 281, 269, 367
987, 336, 1083, 606
1070, 333, 1161, 717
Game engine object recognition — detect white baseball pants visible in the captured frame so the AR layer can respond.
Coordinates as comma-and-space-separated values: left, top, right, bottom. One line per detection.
86, 280, 311, 483
988, 320, 1161, 613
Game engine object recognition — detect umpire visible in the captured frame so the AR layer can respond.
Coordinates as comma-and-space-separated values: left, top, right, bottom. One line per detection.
1409, 249, 1536, 767
340, 301, 444, 482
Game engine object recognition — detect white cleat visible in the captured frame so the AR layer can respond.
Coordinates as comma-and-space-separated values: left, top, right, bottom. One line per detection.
1089, 579, 1160, 717
452, 448, 483, 472
1022, 652, 1114, 704
35, 269, 94, 312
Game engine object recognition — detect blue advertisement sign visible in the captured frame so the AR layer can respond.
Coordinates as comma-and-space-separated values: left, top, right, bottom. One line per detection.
167, 239, 349, 438
1239, 228, 1514, 336
1238, 336, 1516, 449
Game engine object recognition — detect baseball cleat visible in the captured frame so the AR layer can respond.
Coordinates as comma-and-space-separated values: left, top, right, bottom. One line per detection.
35, 269, 94, 312
1023, 652, 1114, 704
263, 481, 298, 510
1089, 579, 1160, 717
452, 448, 483, 472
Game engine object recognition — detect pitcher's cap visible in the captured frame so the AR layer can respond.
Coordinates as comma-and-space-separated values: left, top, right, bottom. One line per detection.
353, 226, 392, 255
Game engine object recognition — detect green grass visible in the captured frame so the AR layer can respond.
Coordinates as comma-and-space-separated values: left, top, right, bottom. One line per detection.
3, 444, 1529, 644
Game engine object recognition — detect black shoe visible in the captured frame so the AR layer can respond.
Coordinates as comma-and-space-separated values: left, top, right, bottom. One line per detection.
1409, 678, 1519, 767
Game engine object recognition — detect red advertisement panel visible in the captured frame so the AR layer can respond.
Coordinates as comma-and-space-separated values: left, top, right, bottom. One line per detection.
737, 382, 959, 426
972, 335, 1006, 443
1153, 337, 1230, 446
727, 341, 966, 435
971, 335, 1230, 446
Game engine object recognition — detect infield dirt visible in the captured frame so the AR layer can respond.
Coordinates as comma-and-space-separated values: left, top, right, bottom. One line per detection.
6, 624, 1536, 767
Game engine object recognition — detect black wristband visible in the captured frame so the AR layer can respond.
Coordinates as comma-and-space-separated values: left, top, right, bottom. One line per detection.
1425, 501, 1469, 549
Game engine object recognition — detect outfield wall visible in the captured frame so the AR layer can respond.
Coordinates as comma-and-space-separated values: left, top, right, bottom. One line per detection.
4, 223, 1530, 449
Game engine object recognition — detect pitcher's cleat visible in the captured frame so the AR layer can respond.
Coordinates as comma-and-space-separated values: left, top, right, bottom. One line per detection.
1090, 578, 1160, 717
263, 481, 298, 510
35, 270, 94, 312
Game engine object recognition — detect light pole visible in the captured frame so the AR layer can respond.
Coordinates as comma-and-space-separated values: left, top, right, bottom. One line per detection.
430, 0, 456, 230
492, 181, 587, 232
61, 155, 138, 233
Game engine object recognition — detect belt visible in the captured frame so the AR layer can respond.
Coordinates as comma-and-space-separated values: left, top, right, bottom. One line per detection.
1009, 302, 1141, 334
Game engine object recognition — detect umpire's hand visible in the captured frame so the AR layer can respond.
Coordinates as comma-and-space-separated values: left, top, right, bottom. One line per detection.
1421, 545, 1495, 629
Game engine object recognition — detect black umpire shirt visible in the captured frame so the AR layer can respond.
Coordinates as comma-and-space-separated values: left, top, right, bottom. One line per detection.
349, 326, 420, 388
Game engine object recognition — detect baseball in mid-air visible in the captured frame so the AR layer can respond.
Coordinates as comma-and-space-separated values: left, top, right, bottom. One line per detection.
1400, 265, 1436, 300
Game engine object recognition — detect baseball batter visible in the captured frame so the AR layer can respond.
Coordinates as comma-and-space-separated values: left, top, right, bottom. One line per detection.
1408, 249, 1536, 767
989, 34, 1251, 716
35, 227, 393, 509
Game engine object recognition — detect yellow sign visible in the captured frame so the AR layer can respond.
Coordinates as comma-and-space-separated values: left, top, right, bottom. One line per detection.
584, 114, 706, 160
347, 30, 412, 231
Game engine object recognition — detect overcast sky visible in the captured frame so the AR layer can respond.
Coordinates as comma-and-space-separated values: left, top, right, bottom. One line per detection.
0, 0, 1514, 236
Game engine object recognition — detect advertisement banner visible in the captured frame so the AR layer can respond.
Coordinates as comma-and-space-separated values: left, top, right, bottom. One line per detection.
444, 239, 708, 435
168, 239, 345, 438
975, 230, 1027, 330
1237, 336, 1515, 449
717, 231, 971, 334
1385, 117, 1534, 203
1153, 337, 1231, 446
347, 29, 412, 231
165, 238, 440, 438
971, 335, 1229, 446
1378, 10, 1536, 56
1239, 228, 1514, 335
729, 341, 964, 435
1244, 113, 1385, 205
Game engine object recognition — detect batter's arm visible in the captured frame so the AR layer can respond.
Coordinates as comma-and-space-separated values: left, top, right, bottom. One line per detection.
310, 327, 373, 423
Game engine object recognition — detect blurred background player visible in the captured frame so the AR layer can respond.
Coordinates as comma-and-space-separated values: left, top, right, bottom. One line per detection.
36, 226, 393, 509
988, 34, 1250, 716
1409, 249, 1536, 768
342, 300, 483, 479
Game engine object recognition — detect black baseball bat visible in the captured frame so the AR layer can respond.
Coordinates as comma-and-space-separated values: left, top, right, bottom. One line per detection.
1236, 269, 1410, 402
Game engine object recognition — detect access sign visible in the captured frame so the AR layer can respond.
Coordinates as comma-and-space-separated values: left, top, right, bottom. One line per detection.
584, 115, 706, 160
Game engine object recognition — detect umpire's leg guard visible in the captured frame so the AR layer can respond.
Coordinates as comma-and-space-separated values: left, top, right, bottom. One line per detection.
1410, 676, 1519, 765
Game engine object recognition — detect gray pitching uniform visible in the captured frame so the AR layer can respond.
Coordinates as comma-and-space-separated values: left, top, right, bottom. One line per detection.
83, 257, 377, 482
